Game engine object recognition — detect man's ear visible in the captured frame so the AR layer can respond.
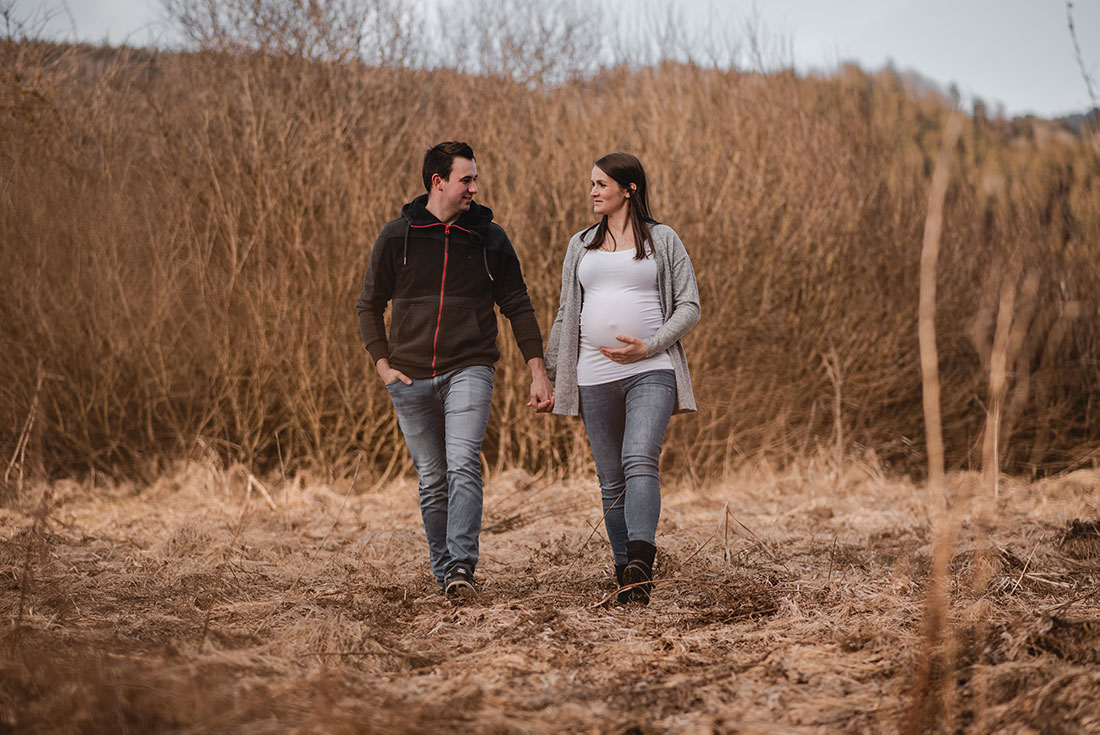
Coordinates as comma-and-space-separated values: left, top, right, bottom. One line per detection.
431, 172, 445, 191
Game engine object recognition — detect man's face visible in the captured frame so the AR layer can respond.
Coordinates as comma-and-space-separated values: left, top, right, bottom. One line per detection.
433, 157, 478, 222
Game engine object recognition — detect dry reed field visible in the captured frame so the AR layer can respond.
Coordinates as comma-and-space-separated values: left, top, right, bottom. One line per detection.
2, 2, 1098, 482
2, 2, 1100, 732
2, 461, 1099, 732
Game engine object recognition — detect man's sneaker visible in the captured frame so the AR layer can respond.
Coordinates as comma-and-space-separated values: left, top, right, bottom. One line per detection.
444, 565, 476, 600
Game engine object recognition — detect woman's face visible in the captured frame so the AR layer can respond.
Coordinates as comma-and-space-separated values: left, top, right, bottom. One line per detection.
590, 166, 629, 218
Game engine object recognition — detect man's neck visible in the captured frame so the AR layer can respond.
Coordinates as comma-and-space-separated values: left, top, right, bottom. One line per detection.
426, 198, 459, 225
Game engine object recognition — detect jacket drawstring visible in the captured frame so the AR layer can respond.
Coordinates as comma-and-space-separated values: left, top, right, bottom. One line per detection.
403, 222, 409, 266
482, 247, 493, 281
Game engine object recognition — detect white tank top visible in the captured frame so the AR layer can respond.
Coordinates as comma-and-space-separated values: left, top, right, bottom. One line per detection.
576, 248, 673, 386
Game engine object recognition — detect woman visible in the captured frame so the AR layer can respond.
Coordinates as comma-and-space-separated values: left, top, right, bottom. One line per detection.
544, 152, 700, 604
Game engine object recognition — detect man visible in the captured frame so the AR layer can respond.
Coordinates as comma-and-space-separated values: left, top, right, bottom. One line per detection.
357, 141, 553, 599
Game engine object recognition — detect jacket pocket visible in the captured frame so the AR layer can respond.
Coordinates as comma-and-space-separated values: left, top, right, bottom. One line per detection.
437, 305, 489, 357
390, 301, 437, 365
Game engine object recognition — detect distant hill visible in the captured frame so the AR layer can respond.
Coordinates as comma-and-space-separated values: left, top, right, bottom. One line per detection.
1057, 108, 1100, 133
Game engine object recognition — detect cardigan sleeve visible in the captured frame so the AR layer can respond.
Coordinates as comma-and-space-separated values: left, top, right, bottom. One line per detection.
544, 234, 583, 383
644, 228, 700, 357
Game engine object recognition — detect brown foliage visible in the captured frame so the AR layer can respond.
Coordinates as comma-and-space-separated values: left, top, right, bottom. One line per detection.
1, 8, 1098, 483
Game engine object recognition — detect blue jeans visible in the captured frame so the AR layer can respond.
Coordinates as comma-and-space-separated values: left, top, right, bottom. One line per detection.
386, 365, 494, 588
578, 369, 675, 566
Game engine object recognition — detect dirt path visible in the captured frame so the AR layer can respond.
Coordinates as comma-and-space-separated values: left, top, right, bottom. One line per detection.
2, 462, 1098, 733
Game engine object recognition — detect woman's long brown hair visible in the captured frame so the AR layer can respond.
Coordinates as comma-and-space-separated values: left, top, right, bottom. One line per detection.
584, 152, 658, 259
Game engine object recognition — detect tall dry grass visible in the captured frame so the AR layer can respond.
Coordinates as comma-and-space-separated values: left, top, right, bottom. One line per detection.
1, 2, 1098, 487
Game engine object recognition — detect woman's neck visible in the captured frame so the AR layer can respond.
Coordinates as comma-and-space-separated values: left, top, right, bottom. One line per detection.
605, 211, 632, 251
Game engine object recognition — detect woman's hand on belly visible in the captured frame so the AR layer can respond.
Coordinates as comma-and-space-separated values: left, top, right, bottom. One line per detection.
599, 335, 647, 364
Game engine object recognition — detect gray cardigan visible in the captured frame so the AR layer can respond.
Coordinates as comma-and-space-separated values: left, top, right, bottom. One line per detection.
544, 223, 701, 416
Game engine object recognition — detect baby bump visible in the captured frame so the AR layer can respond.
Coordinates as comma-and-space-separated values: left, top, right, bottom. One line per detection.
580, 304, 654, 348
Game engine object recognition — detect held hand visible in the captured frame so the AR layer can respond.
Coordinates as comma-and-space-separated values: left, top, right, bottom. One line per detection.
526, 357, 554, 413
527, 384, 554, 413
376, 358, 412, 386
600, 335, 647, 365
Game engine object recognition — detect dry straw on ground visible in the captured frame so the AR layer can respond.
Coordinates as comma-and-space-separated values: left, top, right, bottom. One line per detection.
2, 460, 1098, 732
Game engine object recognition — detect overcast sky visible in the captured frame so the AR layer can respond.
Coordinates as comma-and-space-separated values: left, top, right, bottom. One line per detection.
9, 0, 1099, 118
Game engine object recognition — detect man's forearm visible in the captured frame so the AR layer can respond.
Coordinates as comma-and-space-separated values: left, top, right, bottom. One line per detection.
527, 357, 548, 378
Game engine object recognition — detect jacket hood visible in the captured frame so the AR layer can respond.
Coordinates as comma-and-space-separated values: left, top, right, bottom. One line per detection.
401, 194, 494, 241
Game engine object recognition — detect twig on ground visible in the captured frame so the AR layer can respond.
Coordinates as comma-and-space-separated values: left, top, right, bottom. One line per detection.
1020, 574, 1071, 589
826, 534, 839, 588
562, 486, 627, 577
672, 500, 729, 572
247, 473, 279, 511
727, 508, 789, 572
1009, 536, 1044, 595
275, 430, 289, 513
1044, 586, 1100, 614
4, 364, 43, 488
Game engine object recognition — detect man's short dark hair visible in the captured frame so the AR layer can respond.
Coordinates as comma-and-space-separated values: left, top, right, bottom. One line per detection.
422, 141, 475, 191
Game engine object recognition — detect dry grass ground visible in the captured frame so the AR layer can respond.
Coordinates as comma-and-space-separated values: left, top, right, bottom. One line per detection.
2, 460, 1098, 733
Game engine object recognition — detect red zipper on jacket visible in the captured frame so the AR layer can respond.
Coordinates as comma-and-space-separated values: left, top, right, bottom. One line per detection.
410, 221, 474, 376
431, 227, 451, 375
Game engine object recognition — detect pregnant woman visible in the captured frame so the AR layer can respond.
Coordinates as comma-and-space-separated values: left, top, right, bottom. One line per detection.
544, 152, 700, 604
